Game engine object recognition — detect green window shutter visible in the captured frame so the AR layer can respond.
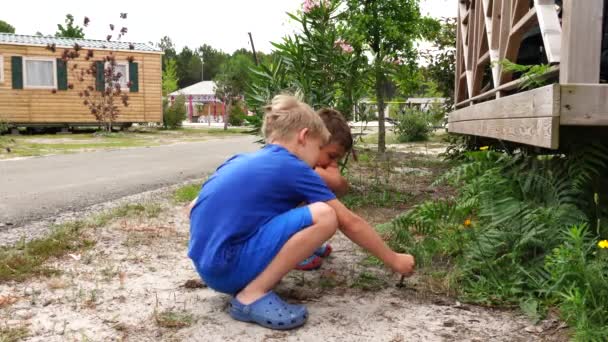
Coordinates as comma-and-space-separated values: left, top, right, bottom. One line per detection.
129, 61, 139, 92
95, 61, 104, 91
11, 56, 23, 89
57, 59, 68, 90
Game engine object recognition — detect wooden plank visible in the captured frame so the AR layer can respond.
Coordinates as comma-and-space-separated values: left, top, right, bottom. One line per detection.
477, 50, 490, 66
455, 65, 560, 107
511, 0, 530, 27
450, 84, 559, 122
510, 7, 538, 38
501, 0, 529, 84
561, 84, 608, 125
491, 0, 502, 50
534, 0, 561, 64
471, 2, 484, 96
497, 0, 512, 86
484, 0, 493, 16
449, 116, 559, 148
560, 0, 604, 83
459, 1, 473, 97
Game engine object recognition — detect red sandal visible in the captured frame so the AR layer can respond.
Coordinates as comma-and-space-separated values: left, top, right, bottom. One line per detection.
295, 255, 323, 271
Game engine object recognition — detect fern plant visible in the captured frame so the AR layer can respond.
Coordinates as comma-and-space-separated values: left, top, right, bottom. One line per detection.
384, 142, 608, 336
495, 60, 552, 90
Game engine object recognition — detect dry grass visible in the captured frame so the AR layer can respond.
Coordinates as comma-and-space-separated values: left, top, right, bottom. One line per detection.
0, 326, 29, 342
155, 309, 194, 329
0, 202, 164, 283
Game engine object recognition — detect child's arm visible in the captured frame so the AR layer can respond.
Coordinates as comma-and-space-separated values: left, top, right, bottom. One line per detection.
187, 196, 198, 216
315, 163, 348, 197
326, 199, 415, 276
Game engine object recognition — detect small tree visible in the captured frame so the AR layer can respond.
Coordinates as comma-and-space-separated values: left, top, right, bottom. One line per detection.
48, 14, 133, 131
344, 0, 439, 153
227, 102, 246, 126
162, 58, 179, 96
55, 14, 85, 38
163, 95, 186, 129
421, 17, 457, 107
0, 20, 15, 33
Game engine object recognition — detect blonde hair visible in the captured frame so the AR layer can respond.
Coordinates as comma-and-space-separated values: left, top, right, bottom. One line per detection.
262, 94, 330, 144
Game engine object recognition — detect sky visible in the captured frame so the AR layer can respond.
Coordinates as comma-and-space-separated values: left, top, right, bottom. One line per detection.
2, 0, 456, 54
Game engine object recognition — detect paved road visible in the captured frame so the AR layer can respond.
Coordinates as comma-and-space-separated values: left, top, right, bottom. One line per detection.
0, 135, 259, 226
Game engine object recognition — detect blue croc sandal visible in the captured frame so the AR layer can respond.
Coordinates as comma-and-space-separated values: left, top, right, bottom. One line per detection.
229, 291, 308, 330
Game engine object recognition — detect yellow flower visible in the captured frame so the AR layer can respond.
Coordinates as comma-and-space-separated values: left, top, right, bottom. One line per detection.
598, 240, 608, 249
463, 218, 472, 227
479, 146, 489, 151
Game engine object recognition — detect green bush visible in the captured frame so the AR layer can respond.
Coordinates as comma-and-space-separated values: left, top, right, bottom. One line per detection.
394, 109, 433, 142
163, 95, 187, 129
0, 118, 8, 134
384, 144, 608, 339
228, 103, 246, 127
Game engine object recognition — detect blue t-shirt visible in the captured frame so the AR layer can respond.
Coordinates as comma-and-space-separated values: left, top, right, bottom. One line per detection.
188, 144, 336, 274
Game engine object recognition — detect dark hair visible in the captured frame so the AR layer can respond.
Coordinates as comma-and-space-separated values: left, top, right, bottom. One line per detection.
317, 108, 353, 152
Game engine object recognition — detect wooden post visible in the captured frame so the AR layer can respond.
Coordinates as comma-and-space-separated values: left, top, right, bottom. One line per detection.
534, 0, 562, 64
560, 0, 604, 84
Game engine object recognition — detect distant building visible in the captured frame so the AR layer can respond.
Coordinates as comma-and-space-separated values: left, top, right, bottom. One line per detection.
169, 81, 225, 123
355, 97, 446, 121
0, 33, 162, 129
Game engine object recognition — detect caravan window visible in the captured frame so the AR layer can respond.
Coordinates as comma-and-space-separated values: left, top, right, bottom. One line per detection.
24, 58, 56, 89
105, 61, 129, 90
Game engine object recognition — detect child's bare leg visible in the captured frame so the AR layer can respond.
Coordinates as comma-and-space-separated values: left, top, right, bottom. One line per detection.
236, 202, 337, 304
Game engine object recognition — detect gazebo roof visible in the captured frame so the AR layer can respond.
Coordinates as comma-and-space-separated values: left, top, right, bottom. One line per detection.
169, 81, 216, 96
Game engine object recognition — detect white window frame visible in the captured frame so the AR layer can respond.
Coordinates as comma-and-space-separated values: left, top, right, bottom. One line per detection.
23, 57, 57, 90
105, 61, 130, 91
0, 55, 4, 83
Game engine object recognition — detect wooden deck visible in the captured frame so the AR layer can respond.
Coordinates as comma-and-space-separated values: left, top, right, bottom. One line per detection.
449, 0, 607, 149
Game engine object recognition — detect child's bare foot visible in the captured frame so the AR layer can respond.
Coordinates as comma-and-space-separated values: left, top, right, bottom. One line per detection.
235, 289, 266, 305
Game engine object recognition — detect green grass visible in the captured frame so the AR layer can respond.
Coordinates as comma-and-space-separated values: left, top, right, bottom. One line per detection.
351, 271, 387, 291
341, 184, 412, 209
173, 184, 201, 203
0, 326, 29, 342
174, 127, 250, 135
358, 130, 447, 146
0, 221, 94, 282
110, 203, 162, 219
155, 309, 194, 329
0, 127, 251, 159
358, 132, 400, 145
0, 202, 163, 283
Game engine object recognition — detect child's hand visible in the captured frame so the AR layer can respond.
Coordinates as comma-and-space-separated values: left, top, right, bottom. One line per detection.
390, 253, 415, 276
315, 164, 348, 196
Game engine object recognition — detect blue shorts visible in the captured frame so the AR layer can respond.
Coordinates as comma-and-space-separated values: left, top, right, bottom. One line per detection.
198, 206, 313, 295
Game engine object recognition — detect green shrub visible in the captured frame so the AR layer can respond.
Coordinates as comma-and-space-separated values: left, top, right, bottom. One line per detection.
163, 95, 187, 129
394, 109, 433, 142
544, 225, 608, 340
0, 117, 9, 134
228, 103, 246, 126
384, 143, 608, 338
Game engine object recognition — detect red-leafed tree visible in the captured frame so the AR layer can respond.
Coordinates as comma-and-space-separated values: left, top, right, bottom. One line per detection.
48, 13, 134, 131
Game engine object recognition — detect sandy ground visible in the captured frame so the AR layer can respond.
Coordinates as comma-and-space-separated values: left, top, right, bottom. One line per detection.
0, 188, 569, 342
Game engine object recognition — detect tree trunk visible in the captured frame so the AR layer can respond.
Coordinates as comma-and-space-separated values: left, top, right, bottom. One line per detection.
375, 58, 386, 153
223, 100, 230, 131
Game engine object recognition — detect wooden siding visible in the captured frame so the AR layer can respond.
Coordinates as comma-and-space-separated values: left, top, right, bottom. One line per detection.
449, 0, 608, 149
0, 44, 162, 124
449, 84, 560, 149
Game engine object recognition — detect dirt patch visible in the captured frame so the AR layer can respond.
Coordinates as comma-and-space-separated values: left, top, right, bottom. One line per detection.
0, 195, 568, 341
0, 146, 569, 341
